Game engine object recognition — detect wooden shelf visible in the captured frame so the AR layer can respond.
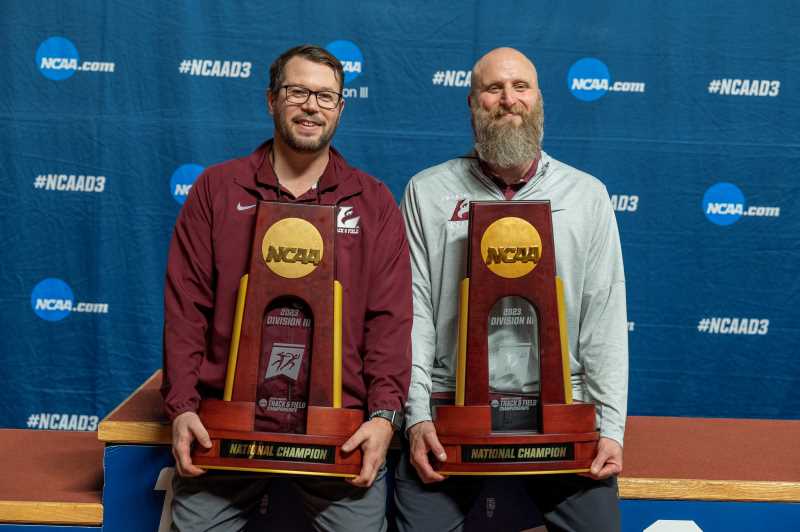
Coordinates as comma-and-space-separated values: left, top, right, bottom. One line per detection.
98, 370, 171, 444
97, 370, 800, 502
0, 429, 104, 525
620, 415, 800, 501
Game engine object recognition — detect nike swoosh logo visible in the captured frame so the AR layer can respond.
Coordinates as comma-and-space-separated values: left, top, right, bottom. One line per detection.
237, 202, 256, 211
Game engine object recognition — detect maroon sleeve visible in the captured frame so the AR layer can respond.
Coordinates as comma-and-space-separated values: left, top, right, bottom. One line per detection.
161, 172, 215, 421
362, 185, 413, 413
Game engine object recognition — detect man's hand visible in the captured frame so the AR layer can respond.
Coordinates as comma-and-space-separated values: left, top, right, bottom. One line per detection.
171, 411, 212, 477
341, 417, 394, 488
407, 420, 447, 483
589, 437, 623, 479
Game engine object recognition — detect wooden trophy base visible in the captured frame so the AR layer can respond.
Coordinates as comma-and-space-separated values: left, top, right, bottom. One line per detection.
433, 402, 599, 475
192, 401, 363, 477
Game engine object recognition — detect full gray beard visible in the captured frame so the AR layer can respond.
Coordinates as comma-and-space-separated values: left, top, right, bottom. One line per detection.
472, 102, 544, 168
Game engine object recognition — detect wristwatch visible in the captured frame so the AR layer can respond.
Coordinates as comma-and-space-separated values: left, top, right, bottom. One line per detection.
369, 409, 403, 431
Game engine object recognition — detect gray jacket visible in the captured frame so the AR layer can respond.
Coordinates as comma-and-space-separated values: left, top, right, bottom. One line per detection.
401, 151, 629, 445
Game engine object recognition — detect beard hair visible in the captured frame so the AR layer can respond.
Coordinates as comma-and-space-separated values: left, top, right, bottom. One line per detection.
275, 108, 339, 153
472, 98, 544, 168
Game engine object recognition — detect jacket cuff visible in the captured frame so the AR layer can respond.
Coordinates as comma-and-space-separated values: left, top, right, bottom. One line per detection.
163, 397, 199, 422
367, 395, 406, 416
598, 423, 625, 447
404, 394, 432, 431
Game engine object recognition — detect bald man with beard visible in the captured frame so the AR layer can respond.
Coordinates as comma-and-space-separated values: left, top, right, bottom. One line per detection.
394, 48, 628, 532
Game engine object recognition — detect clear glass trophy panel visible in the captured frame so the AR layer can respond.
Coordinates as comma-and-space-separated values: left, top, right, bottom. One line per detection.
487, 295, 540, 432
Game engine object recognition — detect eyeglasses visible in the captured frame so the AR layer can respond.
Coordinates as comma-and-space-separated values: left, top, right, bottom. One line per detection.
281, 85, 343, 110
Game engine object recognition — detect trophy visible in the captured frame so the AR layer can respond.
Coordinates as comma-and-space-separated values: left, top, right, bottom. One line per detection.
192, 202, 363, 477
433, 201, 598, 475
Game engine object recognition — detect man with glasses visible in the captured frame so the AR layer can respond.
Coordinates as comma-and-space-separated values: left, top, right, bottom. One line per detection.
394, 47, 627, 531
162, 44, 411, 531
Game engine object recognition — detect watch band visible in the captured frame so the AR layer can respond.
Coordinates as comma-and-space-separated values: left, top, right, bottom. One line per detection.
369, 409, 403, 431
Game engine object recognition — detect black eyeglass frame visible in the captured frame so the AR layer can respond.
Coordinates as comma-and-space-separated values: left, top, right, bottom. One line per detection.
279, 84, 343, 110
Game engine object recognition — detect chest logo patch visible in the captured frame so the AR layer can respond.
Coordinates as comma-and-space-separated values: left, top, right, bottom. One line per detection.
450, 199, 470, 222
337, 206, 360, 234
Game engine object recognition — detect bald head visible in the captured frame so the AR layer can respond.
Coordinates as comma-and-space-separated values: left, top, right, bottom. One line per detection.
468, 47, 544, 170
471, 47, 539, 97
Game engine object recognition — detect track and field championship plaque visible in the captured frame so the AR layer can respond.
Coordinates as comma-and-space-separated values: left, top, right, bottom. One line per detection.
433, 201, 599, 475
192, 202, 363, 477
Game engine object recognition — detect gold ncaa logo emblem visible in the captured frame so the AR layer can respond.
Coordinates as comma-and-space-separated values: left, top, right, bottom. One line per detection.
262, 218, 323, 278
480, 217, 542, 279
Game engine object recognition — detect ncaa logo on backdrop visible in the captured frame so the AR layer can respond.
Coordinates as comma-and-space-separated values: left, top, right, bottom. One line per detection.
36, 36, 115, 80
703, 183, 745, 225
567, 57, 646, 101
325, 40, 369, 99
31, 278, 109, 321
170, 164, 204, 204
325, 40, 362, 83
702, 182, 781, 226
36, 37, 78, 80
31, 278, 74, 321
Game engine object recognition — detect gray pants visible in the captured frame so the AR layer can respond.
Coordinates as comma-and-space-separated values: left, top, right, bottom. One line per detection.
393, 450, 620, 532
171, 467, 388, 532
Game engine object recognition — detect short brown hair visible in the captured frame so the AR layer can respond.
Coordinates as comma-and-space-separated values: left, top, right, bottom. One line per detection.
269, 44, 344, 94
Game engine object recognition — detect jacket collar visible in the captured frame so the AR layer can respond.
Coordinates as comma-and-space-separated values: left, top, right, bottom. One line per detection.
235, 140, 362, 202
465, 150, 552, 197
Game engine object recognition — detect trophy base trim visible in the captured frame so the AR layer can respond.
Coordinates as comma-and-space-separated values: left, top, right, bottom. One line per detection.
193, 432, 362, 477
200, 464, 357, 478
433, 402, 598, 475
440, 467, 590, 477
435, 402, 597, 436
433, 437, 597, 476
194, 402, 364, 477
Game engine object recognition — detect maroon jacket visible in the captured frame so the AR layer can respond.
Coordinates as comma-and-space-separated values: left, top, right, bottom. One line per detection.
162, 141, 412, 422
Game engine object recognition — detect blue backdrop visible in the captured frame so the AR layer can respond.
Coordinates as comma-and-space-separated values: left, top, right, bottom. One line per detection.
1, 0, 798, 431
